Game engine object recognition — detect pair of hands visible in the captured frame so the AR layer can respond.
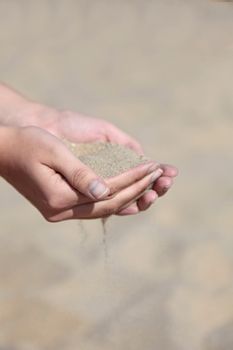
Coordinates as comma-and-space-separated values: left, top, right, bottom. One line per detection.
0, 89, 178, 221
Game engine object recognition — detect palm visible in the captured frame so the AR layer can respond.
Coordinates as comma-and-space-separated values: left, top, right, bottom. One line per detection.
49, 110, 143, 154
59, 113, 108, 142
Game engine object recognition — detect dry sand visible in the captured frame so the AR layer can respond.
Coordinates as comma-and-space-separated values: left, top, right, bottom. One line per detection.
67, 141, 148, 178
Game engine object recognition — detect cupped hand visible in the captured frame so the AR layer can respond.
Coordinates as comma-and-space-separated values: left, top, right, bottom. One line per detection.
0, 126, 161, 221
36, 108, 178, 215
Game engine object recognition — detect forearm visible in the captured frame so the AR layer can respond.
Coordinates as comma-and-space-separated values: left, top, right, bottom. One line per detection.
0, 125, 17, 177
0, 84, 35, 126
0, 83, 59, 132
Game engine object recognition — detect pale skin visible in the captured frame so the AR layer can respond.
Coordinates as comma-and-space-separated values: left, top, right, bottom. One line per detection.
0, 84, 178, 221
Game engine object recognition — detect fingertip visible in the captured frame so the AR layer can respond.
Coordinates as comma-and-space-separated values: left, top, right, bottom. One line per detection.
161, 164, 179, 177
106, 161, 160, 195
137, 190, 158, 211
116, 203, 139, 216
153, 176, 173, 196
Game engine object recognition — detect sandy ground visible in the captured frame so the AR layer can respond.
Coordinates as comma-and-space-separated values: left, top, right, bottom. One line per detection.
0, 1, 233, 349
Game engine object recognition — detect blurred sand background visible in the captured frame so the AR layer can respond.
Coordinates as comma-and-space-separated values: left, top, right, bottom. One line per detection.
0, 1, 233, 349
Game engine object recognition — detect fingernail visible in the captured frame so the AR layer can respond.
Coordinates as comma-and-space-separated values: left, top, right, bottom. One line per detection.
150, 168, 163, 182
144, 162, 160, 174
89, 180, 110, 199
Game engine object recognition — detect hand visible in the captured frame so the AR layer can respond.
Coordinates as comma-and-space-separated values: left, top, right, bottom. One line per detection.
35, 108, 178, 215
0, 126, 162, 221
0, 84, 178, 216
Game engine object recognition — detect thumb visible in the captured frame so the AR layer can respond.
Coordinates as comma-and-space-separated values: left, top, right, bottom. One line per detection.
52, 144, 110, 200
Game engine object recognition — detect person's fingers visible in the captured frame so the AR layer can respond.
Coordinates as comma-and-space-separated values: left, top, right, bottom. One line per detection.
160, 164, 179, 177
49, 155, 163, 209
117, 167, 177, 216
116, 190, 158, 216
37, 162, 163, 219
152, 176, 174, 197
116, 202, 139, 216
106, 161, 161, 196
47, 169, 160, 221
118, 170, 176, 215
137, 190, 158, 211
49, 142, 110, 200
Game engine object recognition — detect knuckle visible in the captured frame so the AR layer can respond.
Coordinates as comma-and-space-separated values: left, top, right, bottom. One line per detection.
71, 167, 88, 188
47, 193, 63, 211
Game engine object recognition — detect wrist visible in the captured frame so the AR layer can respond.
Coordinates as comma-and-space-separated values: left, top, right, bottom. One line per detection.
27, 104, 61, 136
0, 84, 35, 127
0, 84, 60, 134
